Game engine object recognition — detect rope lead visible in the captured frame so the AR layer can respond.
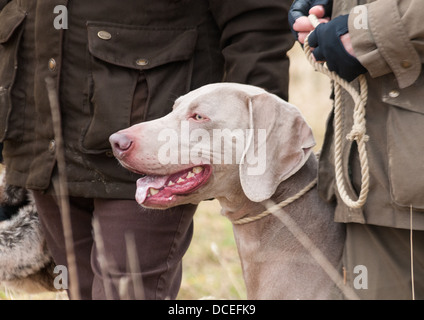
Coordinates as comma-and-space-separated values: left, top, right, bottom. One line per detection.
304, 15, 370, 209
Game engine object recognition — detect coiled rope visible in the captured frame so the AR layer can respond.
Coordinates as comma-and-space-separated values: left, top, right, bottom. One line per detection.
304, 14, 370, 209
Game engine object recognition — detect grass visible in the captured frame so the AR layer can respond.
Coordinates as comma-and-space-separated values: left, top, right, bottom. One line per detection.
178, 200, 246, 300
0, 43, 333, 300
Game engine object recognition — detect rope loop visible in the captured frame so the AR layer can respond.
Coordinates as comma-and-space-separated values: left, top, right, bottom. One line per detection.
304, 15, 370, 209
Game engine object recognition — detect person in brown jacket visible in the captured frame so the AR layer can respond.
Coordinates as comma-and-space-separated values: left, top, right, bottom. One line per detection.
0, 0, 294, 299
290, 0, 424, 299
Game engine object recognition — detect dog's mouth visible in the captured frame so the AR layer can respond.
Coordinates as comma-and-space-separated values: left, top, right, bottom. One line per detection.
135, 165, 212, 207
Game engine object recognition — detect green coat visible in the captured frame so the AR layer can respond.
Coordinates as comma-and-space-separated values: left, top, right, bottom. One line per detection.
318, 0, 424, 230
0, 0, 293, 198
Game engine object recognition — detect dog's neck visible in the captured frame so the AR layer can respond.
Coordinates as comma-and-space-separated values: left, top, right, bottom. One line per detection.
217, 154, 344, 299
219, 154, 319, 222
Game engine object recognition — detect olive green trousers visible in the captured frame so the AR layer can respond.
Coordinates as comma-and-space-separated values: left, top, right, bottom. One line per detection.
342, 223, 424, 300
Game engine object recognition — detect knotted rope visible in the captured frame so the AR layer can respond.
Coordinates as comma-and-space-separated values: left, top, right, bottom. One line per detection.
304, 14, 370, 209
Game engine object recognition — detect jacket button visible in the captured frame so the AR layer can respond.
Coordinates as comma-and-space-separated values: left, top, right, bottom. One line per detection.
48, 58, 57, 71
136, 58, 149, 66
400, 60, 411, 69
97, 30, 112, 40
48, 140, 56, 153
388, 90, 400, 98
105, 150, 114, 158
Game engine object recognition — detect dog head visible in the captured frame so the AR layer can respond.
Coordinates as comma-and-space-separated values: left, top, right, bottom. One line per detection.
110, 83, 315, 208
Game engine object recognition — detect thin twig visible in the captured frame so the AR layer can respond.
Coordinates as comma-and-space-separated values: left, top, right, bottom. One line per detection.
410, 205, 415, 300
92, 217, 115, 300
45, 76, 81, 300
125, 232, 145, 300
265, 199, 360, 300
210, 242, 245, 299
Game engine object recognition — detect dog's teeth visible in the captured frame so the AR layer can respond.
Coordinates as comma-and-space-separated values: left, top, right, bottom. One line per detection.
186, 171, 195, 179
177, 177, 185, 184
192, 166, 203, 174
150, 188, 159, 195
168, 181, 175, 186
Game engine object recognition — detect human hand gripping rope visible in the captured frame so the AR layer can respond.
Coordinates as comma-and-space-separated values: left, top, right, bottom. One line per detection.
304, 14, 370, 209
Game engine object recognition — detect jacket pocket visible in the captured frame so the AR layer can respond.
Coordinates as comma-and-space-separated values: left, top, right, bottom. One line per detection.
384, 72, 424, 210
0, 2, 26, 141
83, 21, 198, 154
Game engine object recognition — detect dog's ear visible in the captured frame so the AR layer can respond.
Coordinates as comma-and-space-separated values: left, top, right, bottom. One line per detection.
239, 93, 315, 202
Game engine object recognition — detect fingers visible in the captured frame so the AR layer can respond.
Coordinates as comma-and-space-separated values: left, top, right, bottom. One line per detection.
293, 15, 329, 32
340, 33, 355, 57
309, 5, 326, 18
294, 16, 330, 44
288, 1, 332, 43
293, 16, 315, 32
298, 32, 310, 44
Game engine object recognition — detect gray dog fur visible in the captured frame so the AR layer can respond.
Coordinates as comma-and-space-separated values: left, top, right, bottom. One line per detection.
0, 170, 57, 294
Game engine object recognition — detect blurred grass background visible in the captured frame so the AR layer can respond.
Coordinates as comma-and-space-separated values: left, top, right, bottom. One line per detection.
1, 43, 333, 300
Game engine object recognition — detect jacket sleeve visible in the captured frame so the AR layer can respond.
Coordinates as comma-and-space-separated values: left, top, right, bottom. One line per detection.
348, 0, 424, 88
208, 0, 294, 100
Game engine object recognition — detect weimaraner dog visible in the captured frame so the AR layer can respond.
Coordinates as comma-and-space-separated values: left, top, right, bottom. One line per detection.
109, 83, 347, 300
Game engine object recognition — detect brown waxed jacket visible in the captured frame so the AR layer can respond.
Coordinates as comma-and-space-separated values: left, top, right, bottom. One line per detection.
318, 0, 424, 229
0, 0, 294, 198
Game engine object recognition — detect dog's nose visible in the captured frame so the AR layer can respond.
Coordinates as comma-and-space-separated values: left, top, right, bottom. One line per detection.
109, 132, 133, 158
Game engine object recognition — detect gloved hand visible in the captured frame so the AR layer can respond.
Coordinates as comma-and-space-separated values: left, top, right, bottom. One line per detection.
308, 15, 367, 82
288, 0, 333, 42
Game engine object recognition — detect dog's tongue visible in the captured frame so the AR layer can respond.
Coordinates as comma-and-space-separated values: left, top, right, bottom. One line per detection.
136, 175, 169, 204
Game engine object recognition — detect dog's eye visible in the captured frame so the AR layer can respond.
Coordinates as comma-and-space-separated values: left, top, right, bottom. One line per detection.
192, 114, 206, 121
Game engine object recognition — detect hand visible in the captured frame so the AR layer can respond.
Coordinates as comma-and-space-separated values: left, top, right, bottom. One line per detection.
288, 0, 333, 43
308, 15, 367, 81
339, 33, 355, 57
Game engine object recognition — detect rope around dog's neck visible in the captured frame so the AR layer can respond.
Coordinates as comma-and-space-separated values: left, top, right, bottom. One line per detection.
232, 177, 318, 225
304, 14, 370, 209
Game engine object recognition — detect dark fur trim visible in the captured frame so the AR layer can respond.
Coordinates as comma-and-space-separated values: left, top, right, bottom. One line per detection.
0, 169, 57, 293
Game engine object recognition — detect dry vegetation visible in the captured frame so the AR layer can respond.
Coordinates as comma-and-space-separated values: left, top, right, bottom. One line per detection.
1, 43, 334, 300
